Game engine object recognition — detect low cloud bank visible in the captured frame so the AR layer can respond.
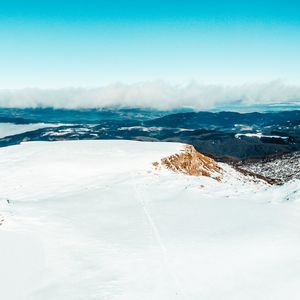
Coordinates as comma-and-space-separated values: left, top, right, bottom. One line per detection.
0, 80, 300, 110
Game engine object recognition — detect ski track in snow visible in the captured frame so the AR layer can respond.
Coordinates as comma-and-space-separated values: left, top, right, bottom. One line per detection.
131, 171, 186, 299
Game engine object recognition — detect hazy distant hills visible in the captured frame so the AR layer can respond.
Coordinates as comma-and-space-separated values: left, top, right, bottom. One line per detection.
145, 110, 300, 128
0, 108, 299, 160
0, 108, 171, 123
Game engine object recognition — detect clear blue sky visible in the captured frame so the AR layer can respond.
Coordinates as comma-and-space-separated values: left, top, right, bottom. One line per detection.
0, 0, 300, 88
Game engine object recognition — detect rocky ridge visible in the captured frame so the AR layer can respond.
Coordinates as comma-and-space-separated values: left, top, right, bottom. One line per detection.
153, 145, 222, 180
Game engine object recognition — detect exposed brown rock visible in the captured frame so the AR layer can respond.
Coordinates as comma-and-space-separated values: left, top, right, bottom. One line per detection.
153, 145, 222, 180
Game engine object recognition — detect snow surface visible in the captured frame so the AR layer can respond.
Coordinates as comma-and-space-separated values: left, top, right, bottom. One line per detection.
0, 140, 300, 300
0, 123, 60, 138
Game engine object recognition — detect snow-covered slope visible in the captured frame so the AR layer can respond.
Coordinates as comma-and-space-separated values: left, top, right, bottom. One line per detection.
0, 140, 299, 300
239, 151, 300, 183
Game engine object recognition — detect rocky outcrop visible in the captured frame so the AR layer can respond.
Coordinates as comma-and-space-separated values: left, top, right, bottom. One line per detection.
153, 145, 222, 180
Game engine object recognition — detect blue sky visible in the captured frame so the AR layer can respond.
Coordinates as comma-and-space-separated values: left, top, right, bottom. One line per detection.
0, 0, 300, 88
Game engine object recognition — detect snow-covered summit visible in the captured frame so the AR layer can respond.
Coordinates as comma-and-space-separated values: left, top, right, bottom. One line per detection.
0, 140, 299, 300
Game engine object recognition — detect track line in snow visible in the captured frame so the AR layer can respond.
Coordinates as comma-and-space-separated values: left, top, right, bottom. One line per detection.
131, 171, 187, 300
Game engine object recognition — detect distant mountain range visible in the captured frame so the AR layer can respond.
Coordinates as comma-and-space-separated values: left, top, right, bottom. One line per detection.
0, 108, 299, 160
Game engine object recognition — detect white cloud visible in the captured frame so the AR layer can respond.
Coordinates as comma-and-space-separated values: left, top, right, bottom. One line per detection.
0, 80, 299, 110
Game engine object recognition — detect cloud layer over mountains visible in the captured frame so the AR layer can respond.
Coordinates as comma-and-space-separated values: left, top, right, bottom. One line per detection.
0, 80, 299, 110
